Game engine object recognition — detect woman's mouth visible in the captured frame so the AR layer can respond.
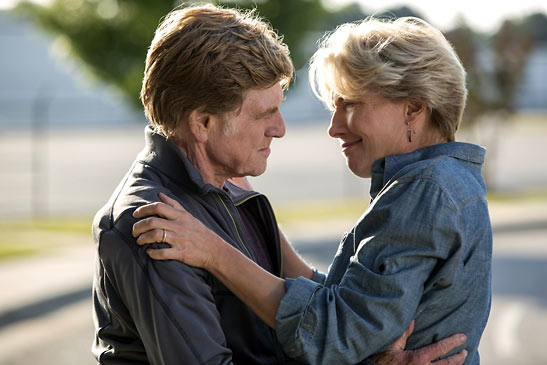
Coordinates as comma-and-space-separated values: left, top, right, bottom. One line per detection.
341, 139, 362, 153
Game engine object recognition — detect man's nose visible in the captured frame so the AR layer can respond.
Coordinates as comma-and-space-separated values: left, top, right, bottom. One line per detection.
267, 111, 286, 138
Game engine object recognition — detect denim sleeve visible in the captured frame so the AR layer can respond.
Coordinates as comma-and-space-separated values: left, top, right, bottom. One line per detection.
275, 178, 462, 364
311, 268, 327, 284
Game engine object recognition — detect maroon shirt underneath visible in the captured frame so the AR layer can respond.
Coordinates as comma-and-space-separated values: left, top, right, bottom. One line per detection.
234, 199, 275, 275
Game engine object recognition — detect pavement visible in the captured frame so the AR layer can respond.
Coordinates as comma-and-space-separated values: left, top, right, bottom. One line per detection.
0, 198, 546, 364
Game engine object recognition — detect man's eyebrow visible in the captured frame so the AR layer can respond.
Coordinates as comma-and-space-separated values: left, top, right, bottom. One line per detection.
255, 106, 278, 119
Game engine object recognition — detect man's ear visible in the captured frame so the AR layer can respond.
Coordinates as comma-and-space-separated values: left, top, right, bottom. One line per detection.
405, 99, 427, 122
187, 108, 210, 143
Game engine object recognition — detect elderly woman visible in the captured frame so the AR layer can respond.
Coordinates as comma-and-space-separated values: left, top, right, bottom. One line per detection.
133, 17, 491, 364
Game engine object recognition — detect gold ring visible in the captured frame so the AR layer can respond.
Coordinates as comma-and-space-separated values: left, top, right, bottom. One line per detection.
162, 229, 167, 243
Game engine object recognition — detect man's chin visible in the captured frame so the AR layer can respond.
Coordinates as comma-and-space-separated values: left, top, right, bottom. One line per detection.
247, 164, 267, 178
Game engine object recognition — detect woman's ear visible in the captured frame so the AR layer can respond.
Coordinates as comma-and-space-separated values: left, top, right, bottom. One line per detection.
187, 108, 210, 143
405, 99, 426, 122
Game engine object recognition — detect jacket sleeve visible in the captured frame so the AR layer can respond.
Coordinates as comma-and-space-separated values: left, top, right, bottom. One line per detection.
96, 214, 232, 365
275, 178, 463, 364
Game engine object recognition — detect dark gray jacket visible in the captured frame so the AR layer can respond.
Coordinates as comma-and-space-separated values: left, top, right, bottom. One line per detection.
92, 127, 287, 364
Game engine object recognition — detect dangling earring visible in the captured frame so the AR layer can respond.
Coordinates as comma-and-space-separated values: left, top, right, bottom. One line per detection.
407, 121, 415, 143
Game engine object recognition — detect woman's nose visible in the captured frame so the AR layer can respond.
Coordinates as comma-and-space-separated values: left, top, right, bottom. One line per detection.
328, 109, 345, 138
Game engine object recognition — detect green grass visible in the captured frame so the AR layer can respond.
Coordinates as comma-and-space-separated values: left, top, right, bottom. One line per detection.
0, 246, 42, 260
0, 188, 545, 261
487, 189, 547, 203
272, 197, 370, 224
0, 216, 93, 261
0, 216, 93, 235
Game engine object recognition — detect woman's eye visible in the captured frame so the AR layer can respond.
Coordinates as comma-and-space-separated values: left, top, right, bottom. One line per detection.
334, 97, 356, 110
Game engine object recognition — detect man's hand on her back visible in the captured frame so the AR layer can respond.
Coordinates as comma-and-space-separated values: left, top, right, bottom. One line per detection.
371, 321, 468, 365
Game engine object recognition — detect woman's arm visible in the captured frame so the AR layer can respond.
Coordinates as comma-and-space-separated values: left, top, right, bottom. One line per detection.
132, 193, 284, 328
132, 193, 468, 365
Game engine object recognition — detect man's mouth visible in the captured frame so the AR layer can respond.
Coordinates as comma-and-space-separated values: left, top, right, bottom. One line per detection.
259, 146, 271, 155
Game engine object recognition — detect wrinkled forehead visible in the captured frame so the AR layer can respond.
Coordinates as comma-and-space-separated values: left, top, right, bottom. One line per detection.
240, 84, 284, 117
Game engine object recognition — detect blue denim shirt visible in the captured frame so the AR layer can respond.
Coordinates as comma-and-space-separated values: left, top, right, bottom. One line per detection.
275, 142, 492, 365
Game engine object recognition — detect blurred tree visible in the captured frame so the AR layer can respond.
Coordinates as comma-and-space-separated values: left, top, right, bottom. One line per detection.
519, 12, 547, 44
445, 20, 534, 188
218, 0, 330, 69
374, 5, 425, 19
16, 0, 178, 109
492, 20, 535, 112
446, 20, 534, 123
445, 23, 491, 125
15, 0, 337, 108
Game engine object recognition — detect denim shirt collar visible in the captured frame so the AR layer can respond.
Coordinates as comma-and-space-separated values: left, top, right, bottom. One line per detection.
370, 142, 485, 199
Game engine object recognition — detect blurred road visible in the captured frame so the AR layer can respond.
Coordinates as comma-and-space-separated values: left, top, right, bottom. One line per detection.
2, 117, 547, 218
0, 207, 546, 365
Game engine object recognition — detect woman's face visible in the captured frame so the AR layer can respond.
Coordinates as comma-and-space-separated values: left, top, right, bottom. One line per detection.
328, 92, 412, 178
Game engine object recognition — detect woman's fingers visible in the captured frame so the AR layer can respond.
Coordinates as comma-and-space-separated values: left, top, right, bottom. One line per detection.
133, 192, 189, 221
133, 201, 180, 220
146, 247, 181, 261
135, 228, 166, 246
158, 192, 184, 210
146, 238, 212, 269
133, 216, 173, 238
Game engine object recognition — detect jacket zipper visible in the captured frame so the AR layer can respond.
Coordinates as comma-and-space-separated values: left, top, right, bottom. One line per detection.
234, 193, 283, 278
216, 193, 255, 261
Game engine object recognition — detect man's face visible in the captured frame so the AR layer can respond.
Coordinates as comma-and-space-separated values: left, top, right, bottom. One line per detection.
205, 83, 286, 179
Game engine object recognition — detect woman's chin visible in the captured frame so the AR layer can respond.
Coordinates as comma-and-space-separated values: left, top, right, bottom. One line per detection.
346, 162, 371, 179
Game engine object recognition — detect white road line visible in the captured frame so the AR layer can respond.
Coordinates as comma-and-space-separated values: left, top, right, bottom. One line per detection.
495, 301, 526, 359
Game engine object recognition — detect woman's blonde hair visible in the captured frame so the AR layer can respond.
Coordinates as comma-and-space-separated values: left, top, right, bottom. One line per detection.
310, 17, 466, 141
141, 4, 293, 137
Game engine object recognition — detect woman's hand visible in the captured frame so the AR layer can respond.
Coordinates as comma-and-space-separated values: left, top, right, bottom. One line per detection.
132, 192, 225, 270
133, 192, 286, 329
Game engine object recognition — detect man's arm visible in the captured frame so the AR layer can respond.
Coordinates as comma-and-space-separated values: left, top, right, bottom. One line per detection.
96, 216, 232, 364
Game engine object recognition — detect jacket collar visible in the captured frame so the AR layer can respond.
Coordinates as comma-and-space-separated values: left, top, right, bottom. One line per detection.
136, 126, 219, 196
137, 126, 260, 202
370, 142, 486, 199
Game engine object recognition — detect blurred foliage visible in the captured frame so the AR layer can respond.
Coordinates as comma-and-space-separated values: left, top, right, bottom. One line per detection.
16, 0, 177, 109
14, 0, 428, 110
445, 18, 536, 127
14, 0, 547, 121
519, 12, 547, 43
15, 0, 362, 109
445, 18, 538, 188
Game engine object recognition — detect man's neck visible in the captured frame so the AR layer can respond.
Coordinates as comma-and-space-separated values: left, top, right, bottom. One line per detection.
174, 138, 227, 189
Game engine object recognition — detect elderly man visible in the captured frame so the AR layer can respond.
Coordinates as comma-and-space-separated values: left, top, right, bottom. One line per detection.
92, 4, 466, 364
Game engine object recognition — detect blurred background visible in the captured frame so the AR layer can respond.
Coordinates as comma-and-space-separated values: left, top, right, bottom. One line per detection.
0, 0, 546, 364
